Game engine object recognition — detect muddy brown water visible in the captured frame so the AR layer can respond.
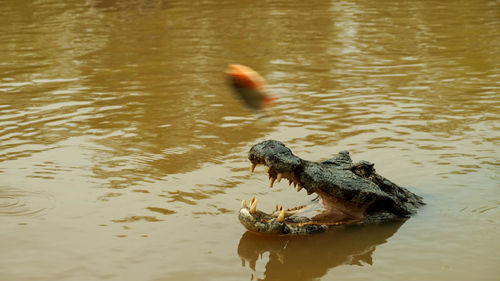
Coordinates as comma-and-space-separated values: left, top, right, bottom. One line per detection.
0, 1, 499, 280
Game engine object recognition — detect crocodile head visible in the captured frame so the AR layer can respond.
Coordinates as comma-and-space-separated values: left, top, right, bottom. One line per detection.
239, 140, 424, 235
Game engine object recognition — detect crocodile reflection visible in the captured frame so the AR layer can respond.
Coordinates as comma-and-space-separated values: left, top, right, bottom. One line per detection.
237, 222, 403, 281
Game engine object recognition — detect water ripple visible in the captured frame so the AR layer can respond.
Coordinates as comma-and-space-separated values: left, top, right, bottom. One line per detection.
0, 187, 54, 217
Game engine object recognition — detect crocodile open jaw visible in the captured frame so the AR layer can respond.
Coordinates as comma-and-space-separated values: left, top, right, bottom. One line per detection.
239, 161, 366, 235
238, 140, 424, 235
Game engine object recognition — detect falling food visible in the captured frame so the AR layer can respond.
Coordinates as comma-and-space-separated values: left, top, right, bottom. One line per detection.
225, 64, 277, 110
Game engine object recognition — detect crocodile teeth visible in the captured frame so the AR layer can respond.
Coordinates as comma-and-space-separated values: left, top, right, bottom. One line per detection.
241, 199, 247, 208
250, 163, 256, 173
265, 166, 270, 172
288, 179, 292, 186
250, 196, 255, 205
250, 198, 257, 214
297, 185, 303, 192
269, 177, 275, 188
275, 204, 279, 212
276, 173, 282, 182
277, 209, 285, 222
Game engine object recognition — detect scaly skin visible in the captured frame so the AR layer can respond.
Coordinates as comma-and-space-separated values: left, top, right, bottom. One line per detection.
239, 140, 424, 235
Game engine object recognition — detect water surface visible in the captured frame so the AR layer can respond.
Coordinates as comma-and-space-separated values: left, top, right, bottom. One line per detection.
0, 0, 499, 280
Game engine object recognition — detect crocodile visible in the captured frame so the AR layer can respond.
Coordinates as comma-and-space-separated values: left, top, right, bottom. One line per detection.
239, 140, 424, 235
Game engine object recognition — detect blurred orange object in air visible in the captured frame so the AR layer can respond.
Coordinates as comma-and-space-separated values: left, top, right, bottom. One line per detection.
225, 64, 277, 110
